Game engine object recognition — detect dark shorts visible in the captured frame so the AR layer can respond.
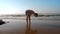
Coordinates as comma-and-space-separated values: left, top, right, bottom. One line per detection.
26, 13, 31, 16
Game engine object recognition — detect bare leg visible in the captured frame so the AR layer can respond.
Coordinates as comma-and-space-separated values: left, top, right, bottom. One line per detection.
26, 16, 28, 24
29, 16, 31, 24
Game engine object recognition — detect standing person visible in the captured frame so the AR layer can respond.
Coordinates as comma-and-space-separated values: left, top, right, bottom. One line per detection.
25, 9, 38, 24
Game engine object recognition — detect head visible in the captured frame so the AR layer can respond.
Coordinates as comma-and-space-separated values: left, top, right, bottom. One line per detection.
34, 13, 38, 17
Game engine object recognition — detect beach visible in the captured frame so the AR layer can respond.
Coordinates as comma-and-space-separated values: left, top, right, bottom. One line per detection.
0, 16, 60, 34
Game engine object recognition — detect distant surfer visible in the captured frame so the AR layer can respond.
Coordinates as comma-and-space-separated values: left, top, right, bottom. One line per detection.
25, 9, 38, 23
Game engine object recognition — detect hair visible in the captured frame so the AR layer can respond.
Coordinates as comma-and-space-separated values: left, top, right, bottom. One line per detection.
34, 13, 38, 17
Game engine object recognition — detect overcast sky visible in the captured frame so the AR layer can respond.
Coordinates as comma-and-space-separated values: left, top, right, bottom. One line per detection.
0, 0, 60, 15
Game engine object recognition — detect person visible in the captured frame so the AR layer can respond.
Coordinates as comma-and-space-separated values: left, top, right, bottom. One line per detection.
25, 9, 38, 24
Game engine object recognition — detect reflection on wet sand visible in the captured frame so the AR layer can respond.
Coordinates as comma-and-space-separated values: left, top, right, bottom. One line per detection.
25, 21, 37, 34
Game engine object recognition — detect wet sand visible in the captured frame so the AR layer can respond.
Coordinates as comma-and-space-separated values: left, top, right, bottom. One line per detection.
0, 17, 60, 34
0, 29, 60, 34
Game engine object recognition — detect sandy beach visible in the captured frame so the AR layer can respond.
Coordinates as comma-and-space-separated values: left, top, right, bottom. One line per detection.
0, 16, 60, 34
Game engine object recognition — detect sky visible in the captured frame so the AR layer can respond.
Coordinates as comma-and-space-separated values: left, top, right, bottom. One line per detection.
0, 0, 60, 15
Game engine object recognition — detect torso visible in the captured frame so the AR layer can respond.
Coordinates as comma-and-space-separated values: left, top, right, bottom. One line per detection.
26, 10, 34, 16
